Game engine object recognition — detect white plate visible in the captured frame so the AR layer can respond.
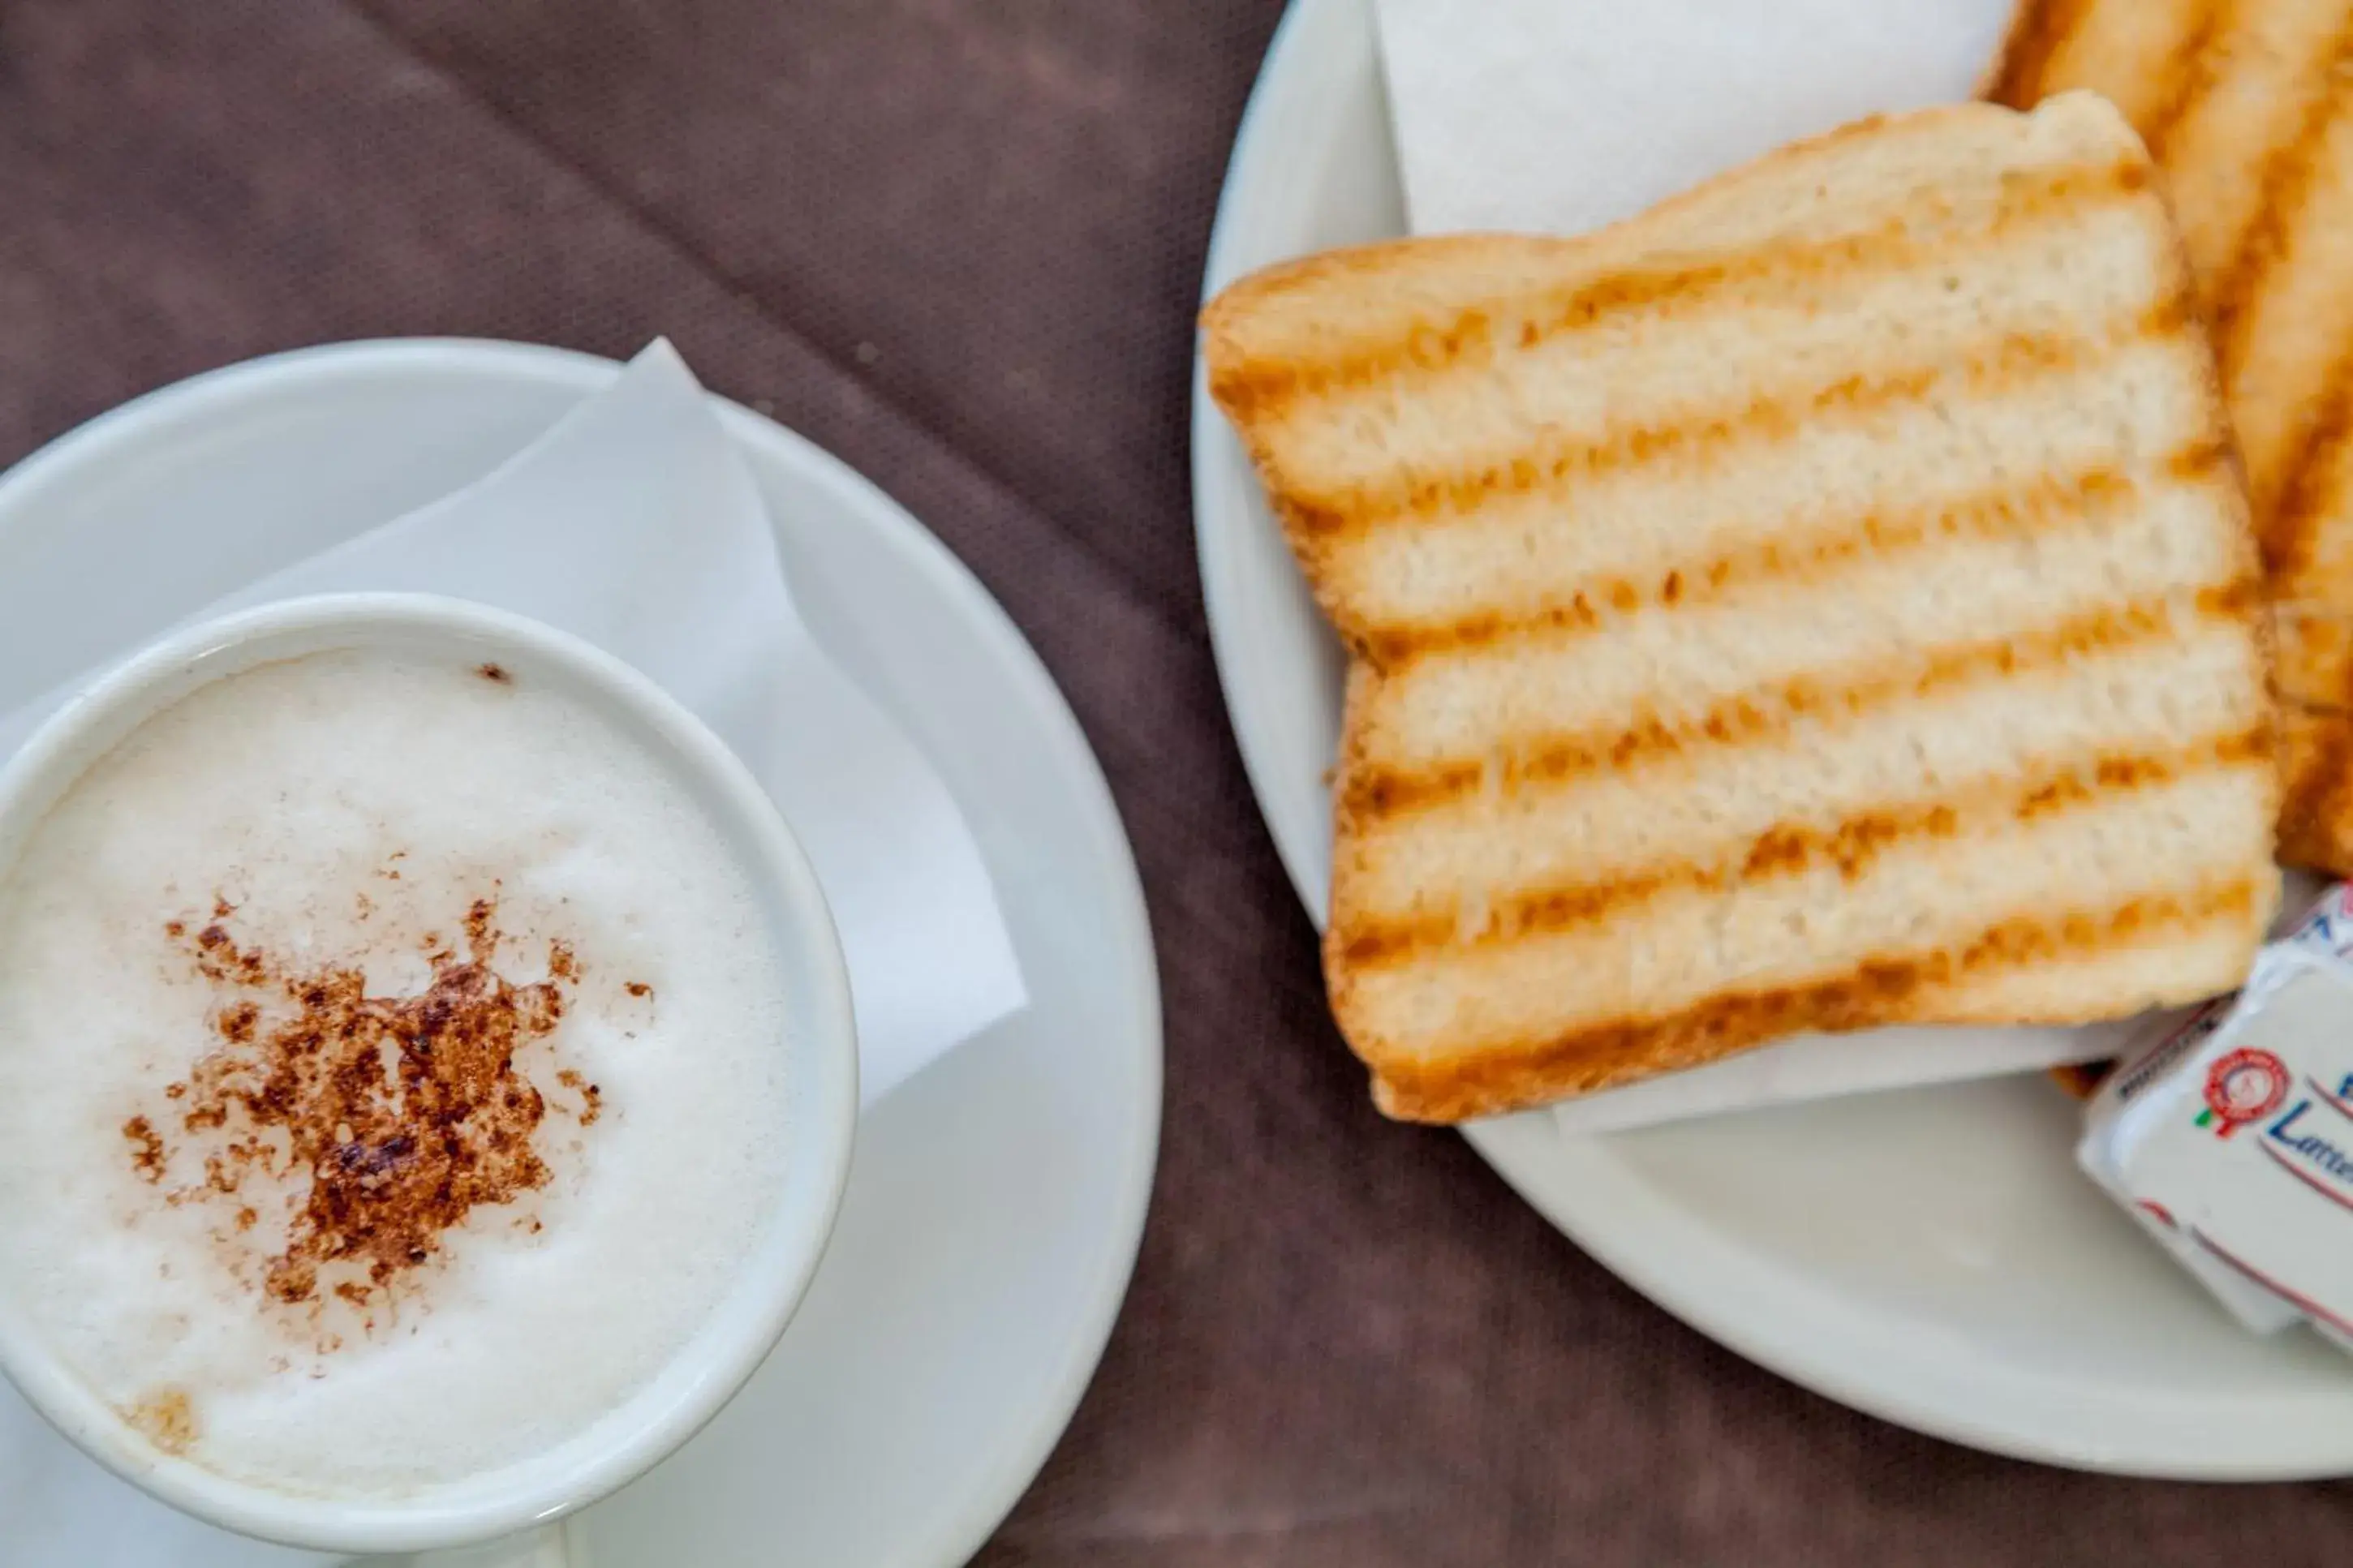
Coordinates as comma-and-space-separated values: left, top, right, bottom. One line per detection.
1189, 0, 2353, 1477
0, 340, 1159, 1564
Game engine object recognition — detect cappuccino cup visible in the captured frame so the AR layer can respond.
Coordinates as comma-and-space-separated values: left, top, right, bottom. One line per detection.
0, 595, 857, 1555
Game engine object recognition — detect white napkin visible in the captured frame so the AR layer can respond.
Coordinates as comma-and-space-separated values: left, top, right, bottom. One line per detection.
0, 340, 1025, 1564
1373, 0, 2012, 237
1366, 0, 2139, 1133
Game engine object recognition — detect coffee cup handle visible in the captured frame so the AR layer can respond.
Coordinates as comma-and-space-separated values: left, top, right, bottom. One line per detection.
407, 1521, 572, 1567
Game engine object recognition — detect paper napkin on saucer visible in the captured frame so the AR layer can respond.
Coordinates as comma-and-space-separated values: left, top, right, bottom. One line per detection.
0, 341, 1026, 1105
0, 341, 1024, 1566
1364, 0, 2152, 1133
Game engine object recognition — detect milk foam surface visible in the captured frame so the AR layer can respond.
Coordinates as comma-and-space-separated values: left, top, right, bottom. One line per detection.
0, 648, 793, 1496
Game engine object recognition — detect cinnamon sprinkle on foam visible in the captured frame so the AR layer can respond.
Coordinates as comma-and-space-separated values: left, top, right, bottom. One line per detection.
128, 897, 582, 1312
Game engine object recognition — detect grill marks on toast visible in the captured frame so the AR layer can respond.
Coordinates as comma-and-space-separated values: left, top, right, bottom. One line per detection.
1995, 2, 2353, 873
1211, 159, 2147, 427
1359, 445, 2220, 668
2207, 20, 2353, 382
2268, 372, 2353, 582
2138, 2, 2231, 161
1336, 727, 2270, 970
1275, 245, 2180, 548
1342, 582, 2258, 821
1366, 876, 2265, 1121
1990, 0, 2224, 135
1986, 0, 2096, 107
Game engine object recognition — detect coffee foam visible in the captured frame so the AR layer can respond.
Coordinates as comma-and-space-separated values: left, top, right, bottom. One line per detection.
0, 648, 793, 1496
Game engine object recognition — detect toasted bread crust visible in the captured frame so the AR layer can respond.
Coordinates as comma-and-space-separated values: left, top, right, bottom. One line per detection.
1362, 877, 2265, 1123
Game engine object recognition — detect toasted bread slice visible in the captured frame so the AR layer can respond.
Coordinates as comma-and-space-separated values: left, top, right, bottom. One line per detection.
1203, 94, 2278, 1122
1990, 0, 2353, 873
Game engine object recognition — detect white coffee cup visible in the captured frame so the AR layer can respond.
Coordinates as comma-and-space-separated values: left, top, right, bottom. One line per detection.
0, 593, 859, 1558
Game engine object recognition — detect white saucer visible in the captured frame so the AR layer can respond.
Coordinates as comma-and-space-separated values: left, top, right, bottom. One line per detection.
0, 341, 1160, 1564
1189, 0, 2353, 1477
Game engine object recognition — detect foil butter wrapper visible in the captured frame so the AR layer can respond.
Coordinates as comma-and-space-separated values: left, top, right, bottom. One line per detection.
2080, 883, 2353, 1343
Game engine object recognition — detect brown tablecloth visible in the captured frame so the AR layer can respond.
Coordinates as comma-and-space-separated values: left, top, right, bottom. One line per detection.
2, 2, 2349, 1563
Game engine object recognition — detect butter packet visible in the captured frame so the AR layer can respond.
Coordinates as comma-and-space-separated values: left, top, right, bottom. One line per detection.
2080, 887, 2353, 1341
